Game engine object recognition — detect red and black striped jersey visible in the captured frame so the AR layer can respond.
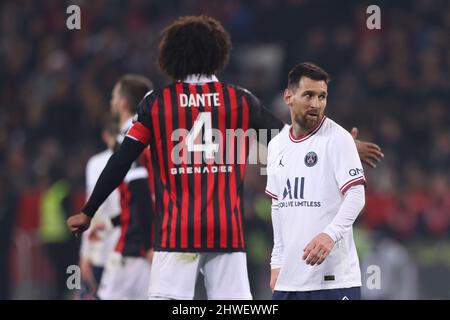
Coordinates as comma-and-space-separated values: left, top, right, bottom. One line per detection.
127, 77, 284, 252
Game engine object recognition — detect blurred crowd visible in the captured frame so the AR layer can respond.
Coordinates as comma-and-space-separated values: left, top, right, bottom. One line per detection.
1, 0, 449, 299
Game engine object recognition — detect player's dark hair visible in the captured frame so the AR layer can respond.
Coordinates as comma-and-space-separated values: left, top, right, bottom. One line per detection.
117, 74, 153, 113
287, 62, 330, 90
158, 15, 231, 80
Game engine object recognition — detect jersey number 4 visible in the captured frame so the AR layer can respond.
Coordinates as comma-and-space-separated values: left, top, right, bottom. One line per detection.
186, 112, 219, 159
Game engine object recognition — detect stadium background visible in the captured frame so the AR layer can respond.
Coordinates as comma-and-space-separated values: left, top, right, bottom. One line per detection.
0, 0, 449, 299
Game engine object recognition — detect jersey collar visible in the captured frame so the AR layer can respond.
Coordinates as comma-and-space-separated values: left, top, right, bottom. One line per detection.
182, 74, 219, 84
289, 116, 326, 143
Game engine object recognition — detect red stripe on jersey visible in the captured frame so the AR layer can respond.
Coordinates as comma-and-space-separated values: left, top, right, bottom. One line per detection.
151, 100, 169, 248
189, 84, 202, 249
116, 182, 131, 253
176, 83, 189, 249
227, 86, 239, 249
164, 88, 179, 249
201, 84, 215, 248
340, 177, 366, 194
214, 82, 228, 248
126, 122, 151, 145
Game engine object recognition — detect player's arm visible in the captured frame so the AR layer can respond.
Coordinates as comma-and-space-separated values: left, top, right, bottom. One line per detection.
322, 184, 365, 243
303, 130, 366, 266
68, 92, 154, 237
303, 184, 365, 266
67, 138, 146, 236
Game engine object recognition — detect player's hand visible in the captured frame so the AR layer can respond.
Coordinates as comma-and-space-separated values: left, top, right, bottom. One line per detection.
303, 233, 334, 266
146, 249, 154, 264
67, 212, 92, 238
351, 127, 384, 168
270, 268, 280, 292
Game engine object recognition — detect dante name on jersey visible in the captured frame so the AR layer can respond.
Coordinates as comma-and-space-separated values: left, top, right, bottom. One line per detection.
179, 93, 220, 107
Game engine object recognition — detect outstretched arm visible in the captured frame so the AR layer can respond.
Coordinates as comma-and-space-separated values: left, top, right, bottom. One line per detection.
67, 137, 145, 237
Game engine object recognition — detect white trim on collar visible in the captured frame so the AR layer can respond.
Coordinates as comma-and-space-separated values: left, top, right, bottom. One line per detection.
182, 74, 219, 84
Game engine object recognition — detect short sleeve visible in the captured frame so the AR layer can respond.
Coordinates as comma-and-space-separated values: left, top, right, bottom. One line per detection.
331, 129, 366, 194
126, 90, 155, 145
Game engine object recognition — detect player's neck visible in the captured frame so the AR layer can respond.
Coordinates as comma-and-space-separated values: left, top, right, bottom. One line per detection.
291, 117, 323, 138
291, 122, 312, 138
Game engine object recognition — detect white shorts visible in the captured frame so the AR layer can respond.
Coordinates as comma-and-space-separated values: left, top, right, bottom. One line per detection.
97, 251, 151, 300
148, 251, 252, 300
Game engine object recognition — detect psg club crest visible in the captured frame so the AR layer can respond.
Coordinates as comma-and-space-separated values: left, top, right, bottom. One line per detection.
304, 151, 318, 167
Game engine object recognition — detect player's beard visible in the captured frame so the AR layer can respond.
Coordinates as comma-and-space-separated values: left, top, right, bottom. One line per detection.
296, 111, 323, 132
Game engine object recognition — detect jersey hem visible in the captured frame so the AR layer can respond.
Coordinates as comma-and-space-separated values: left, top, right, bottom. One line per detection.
274, 281, 362, 292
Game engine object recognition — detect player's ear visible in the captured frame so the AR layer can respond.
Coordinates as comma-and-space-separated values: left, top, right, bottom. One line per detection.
283, 89, 293, 106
